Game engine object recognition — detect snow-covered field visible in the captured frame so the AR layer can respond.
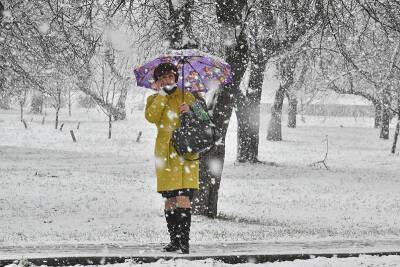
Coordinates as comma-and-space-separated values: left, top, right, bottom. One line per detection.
1, 107, 400, 266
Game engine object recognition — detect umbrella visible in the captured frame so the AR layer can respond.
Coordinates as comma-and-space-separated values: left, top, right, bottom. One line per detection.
133, 49, 232, 93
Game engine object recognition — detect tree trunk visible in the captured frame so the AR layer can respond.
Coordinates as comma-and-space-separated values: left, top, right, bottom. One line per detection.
194, 148, 221, 216
267, 84, 285, 141
236, 59, 266, 163
391, 115, 400, 154
374, 102, 382, 128
20, 102, 24, 122
391, 97, 400, 153
267, 55, 296, 141
108, 114, 112, 139
55, 106, 60, 130
380, 97, 390, 139
194, 87, 234, 218
39, 93, 44, 114
113, 86, 127, 120
193, 27, 248, 218
68, 88, 72, 117
54, 88, 61, 130
287, 96, 297, 128
166, 0, 195, 49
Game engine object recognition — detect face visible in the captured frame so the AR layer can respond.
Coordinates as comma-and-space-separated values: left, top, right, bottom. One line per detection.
157, 72, 176, 87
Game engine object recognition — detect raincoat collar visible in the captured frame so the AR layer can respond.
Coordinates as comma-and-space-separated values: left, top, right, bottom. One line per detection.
165, 85, 177, 95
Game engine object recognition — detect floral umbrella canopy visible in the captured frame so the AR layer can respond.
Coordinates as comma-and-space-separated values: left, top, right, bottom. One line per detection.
134, 49, 232, 92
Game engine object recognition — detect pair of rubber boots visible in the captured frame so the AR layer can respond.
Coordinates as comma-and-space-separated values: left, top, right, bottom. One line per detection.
163, 208, 191, 254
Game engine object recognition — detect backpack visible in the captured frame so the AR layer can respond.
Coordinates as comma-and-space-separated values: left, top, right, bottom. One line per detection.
172, 100, 221, 156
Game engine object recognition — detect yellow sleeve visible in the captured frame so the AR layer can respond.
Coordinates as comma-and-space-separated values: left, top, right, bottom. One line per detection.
184, 91, 196, 105
145, 94, 168, 124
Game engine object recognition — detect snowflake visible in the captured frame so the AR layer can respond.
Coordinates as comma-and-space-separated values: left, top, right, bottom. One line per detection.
38, 23, 50, 34
167, 111, 178, 121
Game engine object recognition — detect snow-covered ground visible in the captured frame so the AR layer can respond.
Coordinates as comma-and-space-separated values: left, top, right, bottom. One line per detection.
1, 107, 400, 266
65, 255, 400, 267
8, 256, 400, 267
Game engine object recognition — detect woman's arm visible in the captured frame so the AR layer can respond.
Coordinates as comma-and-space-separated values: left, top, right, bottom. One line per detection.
145, 94, 168, 124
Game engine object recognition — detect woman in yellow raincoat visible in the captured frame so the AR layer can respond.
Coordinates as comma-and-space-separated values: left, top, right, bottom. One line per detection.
145, 63, 198, 254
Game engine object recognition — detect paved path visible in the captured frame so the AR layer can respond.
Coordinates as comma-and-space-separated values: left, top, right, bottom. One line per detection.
1, 239, 400, 266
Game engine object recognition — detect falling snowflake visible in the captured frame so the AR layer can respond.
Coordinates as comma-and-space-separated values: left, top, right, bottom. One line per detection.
2, 10, 11, 18
76, 17, 85, 26
155, 156, 165, 169
162, 40, 171, 48
208, 158, 222, 176
184, 166, 190, 173
223, 38, 235, 47
38, 23, 50, 34
167, 111, 178, 121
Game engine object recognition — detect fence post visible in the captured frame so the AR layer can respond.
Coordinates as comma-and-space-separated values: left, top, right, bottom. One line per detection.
70, 130, 77, 142
136, 131, 142, 142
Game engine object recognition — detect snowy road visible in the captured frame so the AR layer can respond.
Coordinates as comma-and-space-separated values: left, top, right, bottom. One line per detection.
1, 239, 400, 265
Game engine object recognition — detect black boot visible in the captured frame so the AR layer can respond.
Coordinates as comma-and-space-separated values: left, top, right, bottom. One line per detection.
176, 208, 191, 254
163, 209, 180, 252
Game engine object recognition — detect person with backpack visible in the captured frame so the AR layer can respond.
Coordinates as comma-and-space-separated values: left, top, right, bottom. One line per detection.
144, 63, 198, 254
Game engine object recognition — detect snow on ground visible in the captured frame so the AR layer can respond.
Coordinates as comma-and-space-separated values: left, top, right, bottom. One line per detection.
9, 255, 400, 267
52, 255, 400, 267
1, 107, 400, 266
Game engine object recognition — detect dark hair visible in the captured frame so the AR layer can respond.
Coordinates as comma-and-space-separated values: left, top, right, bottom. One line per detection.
153, 63, 179, 82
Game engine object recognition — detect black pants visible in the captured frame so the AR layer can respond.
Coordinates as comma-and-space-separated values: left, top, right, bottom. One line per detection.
160, 189, 196, 200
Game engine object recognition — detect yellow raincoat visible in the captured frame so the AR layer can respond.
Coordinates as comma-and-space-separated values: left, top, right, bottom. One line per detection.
145, 88, 199, 192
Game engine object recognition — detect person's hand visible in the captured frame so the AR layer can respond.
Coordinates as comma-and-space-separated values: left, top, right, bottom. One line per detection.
152, 80, 162, 91
152, 80, 168, 96
180, 103, 190, 113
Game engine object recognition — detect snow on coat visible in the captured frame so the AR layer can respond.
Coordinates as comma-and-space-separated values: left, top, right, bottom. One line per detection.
145, 88, 199, 192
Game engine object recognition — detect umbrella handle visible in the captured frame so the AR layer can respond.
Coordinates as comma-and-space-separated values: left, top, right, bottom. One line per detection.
182, 58, 185, 103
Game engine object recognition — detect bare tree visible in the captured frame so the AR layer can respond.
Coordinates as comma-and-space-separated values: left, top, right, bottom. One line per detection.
91, 46, 128, 139
14, 78, 29, 122
267, 53, 298, 141
319, 0, 400, 139
237, 0, 323, 158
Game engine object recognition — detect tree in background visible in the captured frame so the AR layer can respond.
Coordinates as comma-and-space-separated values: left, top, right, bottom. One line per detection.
238, 0, 323, 159
299, 2, 400, 140
104, 43, 131, 121
91, 44, 130, 139
0, 0, 133, 122
11, 76, 29, 122
267, 50, 300, 141
321, 1, 400, 140
30, 93, 44, 114
0, 1, 77, 128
